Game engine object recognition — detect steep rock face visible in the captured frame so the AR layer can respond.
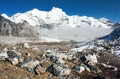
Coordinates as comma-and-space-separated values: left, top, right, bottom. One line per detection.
17, 21, 39, 38
109, 23, 120, 40
0, 15, 39, 38
100, 22, 120, 40
0, 15, 18, 36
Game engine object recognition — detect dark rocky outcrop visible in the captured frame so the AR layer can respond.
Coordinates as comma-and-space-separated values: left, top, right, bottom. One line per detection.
99, 22, 120, 41
0, 15, 18, 36
0, 15, 39, 38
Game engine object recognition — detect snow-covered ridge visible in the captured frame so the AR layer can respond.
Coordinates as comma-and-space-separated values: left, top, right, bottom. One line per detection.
0, 7, 113, 42
1, 13, 10, 19
2, 7, 112, 28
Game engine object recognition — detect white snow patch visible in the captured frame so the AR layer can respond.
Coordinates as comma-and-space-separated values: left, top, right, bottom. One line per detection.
85, 54, 98, 64
40, 36, 61, 42
1, 13, 10, 19
70, 41, 94, 52
113, 50, 120, 57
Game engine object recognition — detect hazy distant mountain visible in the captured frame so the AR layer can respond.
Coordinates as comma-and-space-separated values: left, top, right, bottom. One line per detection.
1, 7, 113, 42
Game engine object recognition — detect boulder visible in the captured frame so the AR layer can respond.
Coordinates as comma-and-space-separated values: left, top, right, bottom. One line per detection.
7, 50, 24, 65
47, 64, 71, 76
40, 58, 53, 68
73, 64, 90, 73
101, 63, 118, 71
20, 58, 40, 73
66, 51, 77, 60
113, 50, 120, 58
35, 65, 46, 75
50, 56, 65, 64
47, 52, 68, 59
80, 54, 98, 65
80, 54, 101, 73
9, 57, 19, 65
57, 58, 65, 64
47, 52, 67, 64
3, 47, 8, 52
23, 43, 30, 48
0, 51, 8, 61
45, 49, 53, 53
74, 65, 85, 73
87, 63, 101, 73
32, 47, 40, 52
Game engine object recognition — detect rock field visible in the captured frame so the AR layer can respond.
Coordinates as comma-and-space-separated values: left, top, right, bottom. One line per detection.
0, 41, 119, 79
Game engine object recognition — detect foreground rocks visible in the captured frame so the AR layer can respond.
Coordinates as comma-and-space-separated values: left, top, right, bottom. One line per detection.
19, 58, 40, 74
73, 64, 90, 73
47, 64, 71, 76
7, 50, 24, 65
0, 42, 119, 79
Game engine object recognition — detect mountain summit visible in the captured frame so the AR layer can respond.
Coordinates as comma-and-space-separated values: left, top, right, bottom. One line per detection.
7, 7, 112, 29
0, 7, 113, 42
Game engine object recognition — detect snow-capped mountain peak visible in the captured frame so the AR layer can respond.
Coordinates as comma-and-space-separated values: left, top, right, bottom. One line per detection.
30, 8, 40, 13
47, 7, 68, 24
50, 7, 63, 13
0, 7, 114, 42
49, 7, 67, 16
8, 7, 113, 29
99, 18, 113, 26
1, 13, 10, 20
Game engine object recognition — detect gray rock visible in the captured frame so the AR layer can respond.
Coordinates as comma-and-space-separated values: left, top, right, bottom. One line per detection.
3, 47, 8, 52
57, 58, 65, 64
47, 64, 71, 76
47, 52, 68, 60
32, 47, 40, 52
86, 62, 102, 73
35, 65, 46, 75
74, 64, 90, 73
40, 58, 53, 68
80, 54, 98, 65
50, 56, 65, 64
19, 58, 40, 73
80, 54, 101, 73
47, 52, 67, 64
101, 63, 118, 71
7, 50, 24, 65
23, 43, 30, 48
0, 51, 8, 61
67, 51, 78, 60
9, 57, 19, 65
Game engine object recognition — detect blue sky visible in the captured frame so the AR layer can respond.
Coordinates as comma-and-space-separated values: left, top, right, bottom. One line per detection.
0, 0, 119, 22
